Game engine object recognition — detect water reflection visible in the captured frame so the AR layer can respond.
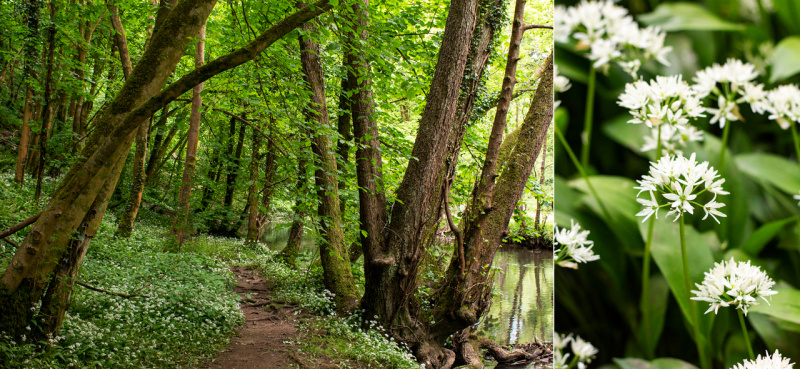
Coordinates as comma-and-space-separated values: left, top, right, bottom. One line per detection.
477, 248, 553, 368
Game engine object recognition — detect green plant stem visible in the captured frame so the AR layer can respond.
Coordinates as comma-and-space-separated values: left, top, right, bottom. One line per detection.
738, 309, 755, 360
791, 124, 800, 169
640, 125, 662, 358
555, 125, 612, 221
719, 122, 731, 172
566, 354, 580, 369
680, 216, 710, 369
580, 67, 596, 170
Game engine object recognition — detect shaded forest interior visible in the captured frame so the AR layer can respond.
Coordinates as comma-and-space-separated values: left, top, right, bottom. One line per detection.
0, 0, 553, 367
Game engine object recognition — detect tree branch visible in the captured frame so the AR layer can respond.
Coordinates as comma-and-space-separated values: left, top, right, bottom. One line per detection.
76, 281, 150, 299
522, 24, 553, 32
0, 212, 42, 239
443, 177, 464, 277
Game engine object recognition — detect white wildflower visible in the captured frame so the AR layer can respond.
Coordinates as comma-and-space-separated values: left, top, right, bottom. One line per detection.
691, 258, 778, 316
555, 0, 671, 76
555, 65, 572, 109
571, 335, 598, 361
554, 220, 599, 268
732, 350, 793, 369
635, 153, 727, 222
641, 124, 704, 156
692, 59, 764, 128
764, 84, 800, 130
618, 75, 706, 128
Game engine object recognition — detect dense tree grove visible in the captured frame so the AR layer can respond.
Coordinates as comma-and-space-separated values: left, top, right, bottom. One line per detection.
0, 0, 553, 367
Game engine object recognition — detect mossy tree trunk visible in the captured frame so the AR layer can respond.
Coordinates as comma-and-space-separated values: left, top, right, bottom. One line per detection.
0, 0, 331, 339
172, 22, 206, 247
14, 0, 42, 186
298, 15, 359, 314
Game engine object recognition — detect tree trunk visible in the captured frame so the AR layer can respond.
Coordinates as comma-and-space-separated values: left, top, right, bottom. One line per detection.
172, 22, 206, 246
33, 1, 58, 203
299, 15, 359, 314
257, 127, 277, 236
430, 51, 553, 343
14, 0, 42, 186
280, 156, 308, 267
0, 0, 331, 340
534, 140, 547, 230
245, 128, 262, 242
224, 117, 246, 208
360, 1, 479, 365
116, 118, 151, 237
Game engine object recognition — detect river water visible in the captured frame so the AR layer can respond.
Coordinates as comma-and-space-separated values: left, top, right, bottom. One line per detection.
262, 226, 553, 367
477, 247, 553, 368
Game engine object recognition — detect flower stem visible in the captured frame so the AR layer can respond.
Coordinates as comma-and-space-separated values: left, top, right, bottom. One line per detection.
640, 125, 662, 358
738, 309, 755, 360
680, 216, 710, 369
566, 354, 580, 369
791, 123, 800, 168
581, 67, 597, 170
719, 122, 731, 172
556, 125, 612, 221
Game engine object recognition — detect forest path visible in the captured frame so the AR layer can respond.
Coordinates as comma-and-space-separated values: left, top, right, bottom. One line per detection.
202, 266, 340, 369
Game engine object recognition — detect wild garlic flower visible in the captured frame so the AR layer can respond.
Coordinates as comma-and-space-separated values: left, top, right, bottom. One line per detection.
691, 258, 778, 316
555, 65, 572, 109
571, 336, 599, 362
641, 124, 704, 156
634, 153, 728, 223
732, 350, 794, 369
692, 59, 765, 128
764, 84, 800, 130
618, 75, 706, 128
794, 191, 800, 206
555, 0, 671, 76
554, 332, 597, 369
554, 220, 599, 269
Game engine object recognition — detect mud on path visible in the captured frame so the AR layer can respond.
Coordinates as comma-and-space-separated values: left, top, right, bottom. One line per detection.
202, 266, 349, 369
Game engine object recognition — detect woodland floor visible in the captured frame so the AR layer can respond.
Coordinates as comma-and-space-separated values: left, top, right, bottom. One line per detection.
201, 266, 366, 369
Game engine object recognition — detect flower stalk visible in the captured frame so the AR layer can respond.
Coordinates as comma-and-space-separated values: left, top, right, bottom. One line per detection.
738, 309, 755, 360
581, 67, 597, 169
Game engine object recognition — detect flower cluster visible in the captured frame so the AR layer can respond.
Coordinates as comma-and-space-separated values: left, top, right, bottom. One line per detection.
764, 84, 800, 130
692, 59, 766, 128
554, 220, 599, 269
691, 258, 778, 315
635, 153, 728, 223
732, 350, 794, 369
554, 332, 598, 369
641, 123, 704, 156
554, 0, 671, 76
619, 75, 706, 128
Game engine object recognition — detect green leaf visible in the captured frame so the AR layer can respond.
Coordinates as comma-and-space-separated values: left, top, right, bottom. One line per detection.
602, 115, 650, 157
568, 175, 643, 252
749, 313, 800, 359
637, 275, 670, 358
770, 36, 800, 83
614, 358, 649, 369
740, 217, 797, 256
736, 153, 800, 194
638, 3, 745, 32
749, 287, 800, 326
650, 358, 699, 369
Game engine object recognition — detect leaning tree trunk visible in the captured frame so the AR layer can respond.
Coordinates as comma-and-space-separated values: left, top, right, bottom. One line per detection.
245, 128, 262, 242
431, 51, 553, 359
172, 22, 206, 246
298, 15, 359, 314
0, 0, 331, 339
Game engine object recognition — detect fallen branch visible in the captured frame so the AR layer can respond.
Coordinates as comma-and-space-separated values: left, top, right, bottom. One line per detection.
2, 238, 20, 249
477, 336, 536, 364
0, 211, 42, 239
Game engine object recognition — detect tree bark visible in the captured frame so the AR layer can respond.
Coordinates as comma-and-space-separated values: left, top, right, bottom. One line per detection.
173, 22, 206, 246
534, 140, 547, 230
299, 15, 359, 314
15, 87, 34, 185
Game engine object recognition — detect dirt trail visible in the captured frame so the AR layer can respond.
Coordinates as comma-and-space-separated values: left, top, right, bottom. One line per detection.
202, 266, 339, 369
